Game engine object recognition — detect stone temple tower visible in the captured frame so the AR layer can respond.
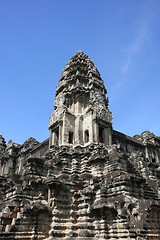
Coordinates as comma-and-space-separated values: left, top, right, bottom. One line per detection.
49, 51, 112, 147
1, 51, 160, 239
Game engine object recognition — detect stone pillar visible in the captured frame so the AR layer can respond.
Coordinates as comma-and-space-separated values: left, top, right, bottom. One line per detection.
59, 124, 62, 145
49, 130, 52, 147
74, 116, 80, 145
145, 146, 149, 159
52, 132, 55, 145
62, 114, 67, 145
89, 116, 94, 144
94, 121, 99, 143
75, 96, 79, 114
108, 127, 112, 145
48, 188, 51, 205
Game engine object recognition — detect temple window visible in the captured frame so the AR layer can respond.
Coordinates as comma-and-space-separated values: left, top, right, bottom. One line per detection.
69, 131, 74, 144
85, 130, 89, 143
54, 128, 59, 145
99, 126, 104, 143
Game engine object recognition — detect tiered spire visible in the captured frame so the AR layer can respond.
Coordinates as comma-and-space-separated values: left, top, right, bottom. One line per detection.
59, 51, 104, 83
49, 51, 112, 147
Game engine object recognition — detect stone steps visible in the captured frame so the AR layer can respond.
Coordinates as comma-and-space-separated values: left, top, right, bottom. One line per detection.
0, 232, 14, 240
143, 183, 158, 199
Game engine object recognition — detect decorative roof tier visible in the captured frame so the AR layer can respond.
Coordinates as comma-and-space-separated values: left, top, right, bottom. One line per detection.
0, 134, 6, 146
0, 133, 6, 155
56, 51, 107, 96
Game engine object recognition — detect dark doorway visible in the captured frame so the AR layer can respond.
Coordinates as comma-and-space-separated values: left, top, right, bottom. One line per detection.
69, 131, 74, 144
55, 128, 59, 145
99, 126, 104, 143
85, 130, 89, 143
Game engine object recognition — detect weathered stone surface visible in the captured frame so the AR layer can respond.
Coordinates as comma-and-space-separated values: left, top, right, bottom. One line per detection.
0, 51, 160, 239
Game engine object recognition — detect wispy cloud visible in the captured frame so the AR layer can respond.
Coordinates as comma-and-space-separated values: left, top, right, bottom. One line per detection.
117, 1, 159, 88
121, 24, 148, 75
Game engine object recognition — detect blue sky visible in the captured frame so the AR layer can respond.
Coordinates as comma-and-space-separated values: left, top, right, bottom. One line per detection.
0, 0, 160, 144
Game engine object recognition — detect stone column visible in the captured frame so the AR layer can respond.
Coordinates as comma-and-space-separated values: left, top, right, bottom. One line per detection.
52, 132, 55, 145
74, 116, 80, 145
48, 188, 51, 205
108, 127, 112, 145
59, 124, 62, 145
145, 145, 149, 159
89, 115, 94, 144
94, 121, 99, 143
49, 130, 52, 147
75, 96, 79, 114
62, 114, 67, 145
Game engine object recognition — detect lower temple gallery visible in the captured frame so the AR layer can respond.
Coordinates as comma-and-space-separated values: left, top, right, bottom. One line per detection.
0, 51, 160, 239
